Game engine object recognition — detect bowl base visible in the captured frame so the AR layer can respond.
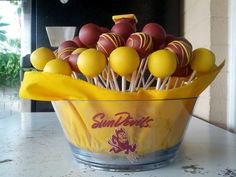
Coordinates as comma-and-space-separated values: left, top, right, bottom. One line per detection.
69, 143, 181, 171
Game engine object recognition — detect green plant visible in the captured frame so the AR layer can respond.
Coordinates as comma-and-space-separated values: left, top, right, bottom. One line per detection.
0, 52, 20, 87
0, 12, 21, 87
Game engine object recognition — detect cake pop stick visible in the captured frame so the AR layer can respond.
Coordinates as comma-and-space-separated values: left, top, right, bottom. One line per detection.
109, 47, 140, 92
148, 49, 177, 90
126, 32, 153, 90
144, 77, 155, 89
77, 49, 107, 87
136, 57, 149, 90
187, 48, 215, 83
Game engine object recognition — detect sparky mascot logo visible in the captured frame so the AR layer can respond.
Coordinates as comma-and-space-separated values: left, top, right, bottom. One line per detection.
108, 128, 137, 161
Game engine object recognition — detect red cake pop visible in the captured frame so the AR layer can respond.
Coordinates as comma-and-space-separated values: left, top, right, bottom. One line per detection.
97, 33, 125, 57
79, 23, 102, 48
58, 40, 78, 61
142, 23, 166, 50
165, 40, 192, 68
99, 26, 110, 33
111, 22, 135, 41
172, 65, 193, 77
112, 14, 138, 31
126, 32, 153, 58
72, 36, 87, 48
68, 48, 86, 73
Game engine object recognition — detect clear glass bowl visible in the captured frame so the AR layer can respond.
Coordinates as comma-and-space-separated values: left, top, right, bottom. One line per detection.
52, 98, 197, 171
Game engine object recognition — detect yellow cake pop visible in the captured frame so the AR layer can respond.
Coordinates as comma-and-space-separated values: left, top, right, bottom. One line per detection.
188, 48, 215, 83
43, 59, 72, 76
77, 49, 106, 77
190, 48, 215, 72
109, 47, 140, 92
77, 49, 106, 86
148, 49, 177, 90
30, 47, 55, 70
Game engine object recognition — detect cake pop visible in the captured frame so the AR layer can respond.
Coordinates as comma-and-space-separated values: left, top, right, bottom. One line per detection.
111, 22, 135, 41
148, 49, 177, 90
165, 40, 192, 68
142, 23, 166, 50
79, 23, 102, 48
30, 47, 55, 70
97, 33, 125, 57
112, 14, 138, 31
58, 40, 78, 61
126, 32, 153, 90
188, 48, 215, 83
109, 47, 140, 92
43, 59, 72, 76
68, 48, 87, 73
77, 49, 107, 86
72, 36, 87, 48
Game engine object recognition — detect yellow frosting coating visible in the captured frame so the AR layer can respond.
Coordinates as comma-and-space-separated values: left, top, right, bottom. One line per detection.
30, 47, 55, 70
109, 47, 140, 76
43, 59, 72, 76
148, 50, 177, 78
77, 49, 107, 77
72, 48, 87, 54
191, 48, 215, 72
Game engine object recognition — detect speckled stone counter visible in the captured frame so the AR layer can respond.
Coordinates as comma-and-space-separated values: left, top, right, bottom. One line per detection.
0, 113, 235, 177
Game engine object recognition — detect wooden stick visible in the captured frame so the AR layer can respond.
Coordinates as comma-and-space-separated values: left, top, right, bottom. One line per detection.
72, 71, 77, 79
106, 65, 111, 89
144, 77, 155, 89
187, 70, 196, 84
98, 74, 106, 87
93, 77, 99, 86
109, 80, 115, 90
165, 77, 172, 90
173, 77, 179, 89
110, 69, 120, 91
122, 76, 126, 92
144, 74, 152, 87
130, 71, 137, 92
86, 76, 91, 84
133, 59, 145, 89
155, 78, 161, 90
159, 77, 169, 90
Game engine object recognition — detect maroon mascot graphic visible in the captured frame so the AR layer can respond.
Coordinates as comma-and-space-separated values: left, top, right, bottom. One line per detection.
108, 128, 136, 154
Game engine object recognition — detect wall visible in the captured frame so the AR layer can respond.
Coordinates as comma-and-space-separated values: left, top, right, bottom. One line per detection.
182, 0, 229, 128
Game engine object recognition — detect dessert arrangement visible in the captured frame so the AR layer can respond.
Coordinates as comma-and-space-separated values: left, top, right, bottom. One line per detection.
20, 14, 224, 171
29, 14, 216, 93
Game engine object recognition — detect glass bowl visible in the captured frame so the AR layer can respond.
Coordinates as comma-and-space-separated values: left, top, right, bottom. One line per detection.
52, 97, 197, 171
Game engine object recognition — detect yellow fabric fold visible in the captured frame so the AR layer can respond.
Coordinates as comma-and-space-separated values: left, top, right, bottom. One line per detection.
19, 60, 225, 101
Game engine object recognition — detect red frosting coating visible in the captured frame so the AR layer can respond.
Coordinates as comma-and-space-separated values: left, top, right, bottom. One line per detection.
68, 53, 80, 73
79, 23, 102, 48
165, 40, 192, 68
172, 65, 193, 77
115, 18, 137, 31
126, 32, 153, 58
111, 22, 135, 41
97, 33, 125, 57
58, 40, 78, 60
142, 23, 166, 50
72, 36, 87, 48
100, 27, 111, 33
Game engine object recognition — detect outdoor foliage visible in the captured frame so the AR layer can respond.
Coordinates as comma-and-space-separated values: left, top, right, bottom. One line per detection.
0, 14, 21, 87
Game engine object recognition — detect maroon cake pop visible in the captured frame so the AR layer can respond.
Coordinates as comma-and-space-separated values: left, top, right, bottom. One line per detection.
126, 32, 153, 58
72, 36, 87, 48
142, 23, 166, 50
165, 40, 192, 68
172, 64, 193, 77
99, 26, 110, 33
58, 40, 78, 61
97, 33, 125, 57
68, 48, 86, 73
79, 23, 102, 48
111, 22, 135, 41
